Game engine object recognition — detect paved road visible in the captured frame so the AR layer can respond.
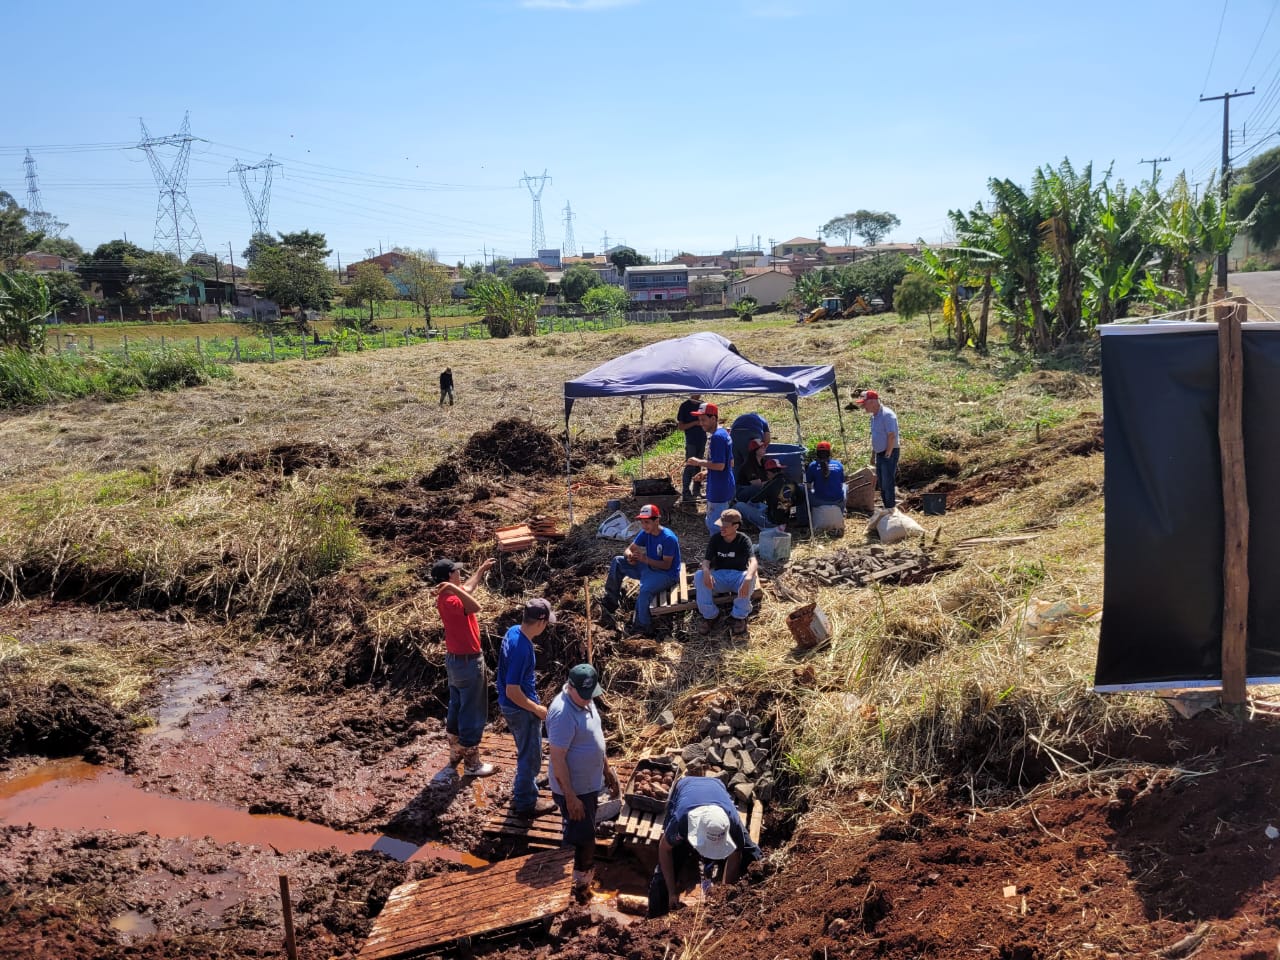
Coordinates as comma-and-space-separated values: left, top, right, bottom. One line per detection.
1230, 270, 1280, 318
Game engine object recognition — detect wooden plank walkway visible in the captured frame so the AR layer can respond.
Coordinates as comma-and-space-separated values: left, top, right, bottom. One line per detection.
358, 848, 574, 960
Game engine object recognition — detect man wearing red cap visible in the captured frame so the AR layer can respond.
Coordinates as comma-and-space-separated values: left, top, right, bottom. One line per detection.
599, 504, 682, 636
856, 390, 899, 509
685, 402, 735, 534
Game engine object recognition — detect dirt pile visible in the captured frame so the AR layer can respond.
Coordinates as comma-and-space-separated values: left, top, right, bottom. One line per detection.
198, 441, 348, 478
463, 418, 563, 476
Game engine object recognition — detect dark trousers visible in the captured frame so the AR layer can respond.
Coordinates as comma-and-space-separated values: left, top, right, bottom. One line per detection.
553, 791, 599, 871
682, 431, 706, 500
876, 449, 899, 509
439, 386, 454, 405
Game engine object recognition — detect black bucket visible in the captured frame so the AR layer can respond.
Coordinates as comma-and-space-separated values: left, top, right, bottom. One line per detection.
922, 492, 947, 516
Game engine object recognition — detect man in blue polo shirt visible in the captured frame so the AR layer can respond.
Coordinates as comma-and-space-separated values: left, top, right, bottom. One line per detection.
599, 504, 682, 637
648, 775, 762, 917
496, 598, 558, 819
856, 389, 900, 509
685, 402, 735, 534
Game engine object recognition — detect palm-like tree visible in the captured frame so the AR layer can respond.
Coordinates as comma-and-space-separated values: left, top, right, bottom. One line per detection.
1033, 159, 1099, 343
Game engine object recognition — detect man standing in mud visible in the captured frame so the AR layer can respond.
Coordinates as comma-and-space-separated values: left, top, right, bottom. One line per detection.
433, 557, 499, 778
546, 663, 620, 902
496, 598, 558, 818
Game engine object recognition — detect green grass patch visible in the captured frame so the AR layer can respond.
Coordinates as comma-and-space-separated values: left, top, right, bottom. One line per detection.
0, 347, 231, 409
615, 429, 686, 479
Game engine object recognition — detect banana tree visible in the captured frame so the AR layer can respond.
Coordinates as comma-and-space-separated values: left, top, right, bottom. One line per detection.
0, 270, 52, 351
1033, 159, 1100, 343
1081, 180, 1154, 325
912, 245, 973, 349
986, 178, 1051, 351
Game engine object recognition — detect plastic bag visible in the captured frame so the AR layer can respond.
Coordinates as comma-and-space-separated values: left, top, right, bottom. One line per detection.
865, 507, 926, 544
597, 510, 640, 541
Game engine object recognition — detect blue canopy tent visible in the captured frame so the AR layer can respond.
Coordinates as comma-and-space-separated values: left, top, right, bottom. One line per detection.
562, 332, 844, 523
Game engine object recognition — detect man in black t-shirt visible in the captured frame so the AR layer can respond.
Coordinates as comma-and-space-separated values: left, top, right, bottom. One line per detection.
439, 367, 455, 406
677, 393, 707, 503
694, 508, 758, 637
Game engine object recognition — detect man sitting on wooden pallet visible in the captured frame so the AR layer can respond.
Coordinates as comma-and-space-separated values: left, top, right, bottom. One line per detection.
599, 504, 681, 638
695, 508, 758, 638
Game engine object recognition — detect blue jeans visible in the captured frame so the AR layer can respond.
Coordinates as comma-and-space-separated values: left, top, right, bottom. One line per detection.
876, 449, 900, 509
696, 568, 757, 620
445, 653, 487, 748
604, 557, 677, 628
502, 706, 543, 811
705, 500, 731, 535
734, 499, 772, 530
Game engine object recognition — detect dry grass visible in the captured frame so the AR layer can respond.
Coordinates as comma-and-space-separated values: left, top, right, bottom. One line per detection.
0, 312, 1142, 792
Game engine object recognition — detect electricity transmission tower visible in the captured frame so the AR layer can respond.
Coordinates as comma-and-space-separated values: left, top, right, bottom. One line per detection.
136, 113, 206, 260
22, 149, 62, 237
561, 201, 576, 257
230, 156, 282, 236
520, 169, 551, 255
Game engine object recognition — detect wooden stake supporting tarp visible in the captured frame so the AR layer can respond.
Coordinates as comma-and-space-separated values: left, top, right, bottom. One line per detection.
1219, 299, 1249, 707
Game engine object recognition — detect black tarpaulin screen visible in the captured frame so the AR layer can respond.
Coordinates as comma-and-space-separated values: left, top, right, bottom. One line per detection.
1096, 322, 1280, 691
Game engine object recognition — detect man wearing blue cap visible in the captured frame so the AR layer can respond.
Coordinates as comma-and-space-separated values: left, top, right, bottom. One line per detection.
546, 663, 620, 902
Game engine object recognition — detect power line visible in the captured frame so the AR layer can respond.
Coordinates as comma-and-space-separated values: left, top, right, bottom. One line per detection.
229, 156, 282, 236
1200, 0, 1231, 95
136, 113, 206, 259
519, 169, 550, 256
561, 201, 576, 257
1237, 0, 1278, 86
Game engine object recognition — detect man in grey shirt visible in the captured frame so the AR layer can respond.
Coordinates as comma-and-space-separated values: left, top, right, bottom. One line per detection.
856, 389, 900, 509
546, 663, 620, 902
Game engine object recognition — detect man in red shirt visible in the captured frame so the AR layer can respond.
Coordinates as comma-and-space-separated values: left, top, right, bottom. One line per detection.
433, 557, 499, 778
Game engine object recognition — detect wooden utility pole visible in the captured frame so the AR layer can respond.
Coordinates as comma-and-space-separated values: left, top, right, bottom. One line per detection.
1218, 298, 1248, 708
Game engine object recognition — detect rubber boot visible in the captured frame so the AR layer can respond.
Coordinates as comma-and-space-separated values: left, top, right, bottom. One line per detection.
571, 867, 595, 903
447, 733, 464, 768
462, 746, 497, 778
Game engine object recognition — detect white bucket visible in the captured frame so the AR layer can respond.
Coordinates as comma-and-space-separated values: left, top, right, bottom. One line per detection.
758, 527, 792, 562
811, 504, 845, 533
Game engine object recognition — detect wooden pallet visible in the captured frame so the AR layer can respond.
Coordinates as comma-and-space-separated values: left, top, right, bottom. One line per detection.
650, 566, 765, 617
618, 796, 764, 849
358, 847, 574, 960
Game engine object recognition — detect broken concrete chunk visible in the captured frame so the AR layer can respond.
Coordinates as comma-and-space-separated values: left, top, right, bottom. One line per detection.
728, 771, 749, 788
714, 724, 733, 738
739, 752, 756, 778
750, 747, 768, 765
727, 710, 748, 730
755, 778, 774, 803
657, 709, 675, 729
718, 768, 734, 786
708, 746, 724, 766
682, 744, 708, 764
708, 708, 725, 722
721, 736, 742, 752
696, 717, 711, 735
722, 749, 740, 771
733, 781, 754, 806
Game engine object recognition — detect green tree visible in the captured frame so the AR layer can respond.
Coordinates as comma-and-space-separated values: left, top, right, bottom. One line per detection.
76, 239, 149, 303
35, 236, 84, 260
1230, 145, 1280, 251
608, 246, 648, 275
346, 262, 396, 327
560, 262, 603, 302
249, 242, 334, 312
392, 251, 453, 328
277, 230, 331, 258
0, 192, 44, 271
242, 231, 278, 266
822, 214, 857, 246
581, 283, 628, 318
509, 266, 549, 296
470, 275, 540, 337
130, 252, 186, 308
851, 210, 901, 246
44, 270, 87, 315
0, 271, 53, 350
893, 272, 941, 331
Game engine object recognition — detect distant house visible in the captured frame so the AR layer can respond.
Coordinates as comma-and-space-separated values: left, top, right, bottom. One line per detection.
730, 269, 795, 307
563, 254, 621, 286
345, 252, 413, 295
624, 263, 689, 302
19, 252, 77, 273
772, 237, 822, 257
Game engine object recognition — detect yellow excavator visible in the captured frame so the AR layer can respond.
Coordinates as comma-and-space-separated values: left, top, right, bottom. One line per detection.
800, 295, 875, 323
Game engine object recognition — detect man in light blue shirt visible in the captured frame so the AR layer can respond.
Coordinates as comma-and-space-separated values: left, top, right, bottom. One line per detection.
546, 663, 619, 902
856, 389, 900, 509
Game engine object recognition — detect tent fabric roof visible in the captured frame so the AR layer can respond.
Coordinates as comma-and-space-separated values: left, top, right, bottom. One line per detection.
562, 332, 836, 416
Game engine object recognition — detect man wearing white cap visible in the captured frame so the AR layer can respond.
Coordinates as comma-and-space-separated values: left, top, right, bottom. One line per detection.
599, 504, 681, 637
648, 774, 762, 917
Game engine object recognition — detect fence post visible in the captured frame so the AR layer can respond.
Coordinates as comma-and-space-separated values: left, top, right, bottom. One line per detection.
382, 330, 387, 349
85, 305, 91, 323
196, 336, 201, 358
233, 336, 240, 362
123, 334, 129, 358
161, 335, 166, 351
302, 338, 307, 360
404, 329, 409, 347
269, 331, 275, 361
89, 335, 95, 352
119, 305, 124, 323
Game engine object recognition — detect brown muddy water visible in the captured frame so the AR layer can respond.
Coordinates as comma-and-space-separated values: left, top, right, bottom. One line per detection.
0, 758, 486, 866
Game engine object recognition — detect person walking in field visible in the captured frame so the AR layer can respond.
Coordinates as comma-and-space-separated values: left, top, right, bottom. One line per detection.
439, 367, 455, 405
545, 663, 620, 903
855, 390, 899, 509
496, 598, 558, 819
432, 557, 499, 778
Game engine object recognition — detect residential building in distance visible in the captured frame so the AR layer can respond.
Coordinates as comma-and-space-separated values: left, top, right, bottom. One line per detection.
19, 252, 77, 273
730, 268, 795, 306
772, 237, 822, 257
624, 263, 689, 301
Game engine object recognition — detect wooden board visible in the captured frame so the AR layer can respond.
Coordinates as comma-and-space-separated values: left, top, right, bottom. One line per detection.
358, 848, 574, 960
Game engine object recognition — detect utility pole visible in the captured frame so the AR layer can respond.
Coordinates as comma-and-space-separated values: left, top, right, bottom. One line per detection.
1201, 88, 1254, 290
1139, 156, 1170, 183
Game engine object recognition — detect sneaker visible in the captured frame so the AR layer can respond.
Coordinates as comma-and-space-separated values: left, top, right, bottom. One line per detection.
696, 614, 719, 636
730, 617, 749, 637
513, 797, 558, 819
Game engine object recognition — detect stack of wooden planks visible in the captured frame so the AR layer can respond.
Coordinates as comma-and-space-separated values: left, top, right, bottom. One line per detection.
529, 516, 564, 540
496, 523, 536, 552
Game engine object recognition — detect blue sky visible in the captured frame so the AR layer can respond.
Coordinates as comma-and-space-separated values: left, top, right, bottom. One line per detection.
4, 0, 1278, 268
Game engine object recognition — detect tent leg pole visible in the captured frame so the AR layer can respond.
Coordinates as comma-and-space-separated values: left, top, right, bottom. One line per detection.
639, 397, 646, 477
833, 382, 850, 460
565, 419, 575, 526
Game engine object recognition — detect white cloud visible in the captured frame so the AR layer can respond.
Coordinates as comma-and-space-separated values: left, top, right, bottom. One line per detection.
519, 0, 639, 9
